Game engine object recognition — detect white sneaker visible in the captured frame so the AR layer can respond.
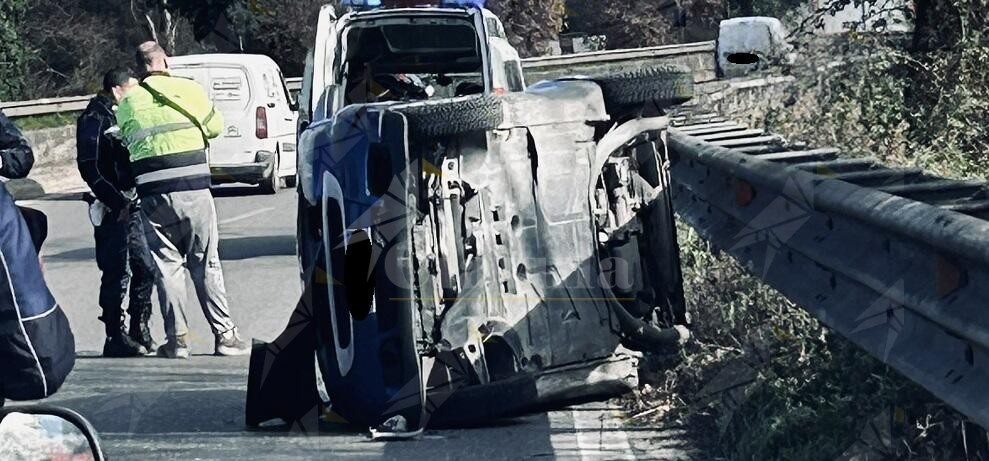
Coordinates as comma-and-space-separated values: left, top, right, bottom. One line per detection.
215, 328, 251, 356
370, 415, 424, 440
156, 336, 190, 359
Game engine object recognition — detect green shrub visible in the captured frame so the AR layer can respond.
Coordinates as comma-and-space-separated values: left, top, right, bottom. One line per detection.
631, 223, 966, 460
12, 112, 80, 131
631, 29, 988, 458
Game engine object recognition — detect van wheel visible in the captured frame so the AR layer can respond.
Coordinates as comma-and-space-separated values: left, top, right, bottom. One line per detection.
594, 65, 694, 113
260, 152, 279, 195
397, 95, 503, 139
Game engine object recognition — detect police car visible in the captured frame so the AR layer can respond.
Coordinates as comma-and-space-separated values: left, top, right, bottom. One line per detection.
249, 0, 694, 437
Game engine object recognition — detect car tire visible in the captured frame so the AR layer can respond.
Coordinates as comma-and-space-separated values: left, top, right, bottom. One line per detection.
259, 153, 278, 195
594, 64, 694, 112
396, 95, 503, 139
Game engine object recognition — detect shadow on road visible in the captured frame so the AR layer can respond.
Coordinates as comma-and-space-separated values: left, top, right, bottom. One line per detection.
45, 246, 96, 262
218, 235, 296, 260
210, 186, 271, 198
45, 235, 296, 262
53, 389, 248, 434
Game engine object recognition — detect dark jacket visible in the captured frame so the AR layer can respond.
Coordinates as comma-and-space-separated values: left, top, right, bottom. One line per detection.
0, 111, 34, 180
76, 95, 134, 211
0, 113, 75, 404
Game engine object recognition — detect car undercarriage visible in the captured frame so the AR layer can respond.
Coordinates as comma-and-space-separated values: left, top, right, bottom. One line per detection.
247, 5, 694, 436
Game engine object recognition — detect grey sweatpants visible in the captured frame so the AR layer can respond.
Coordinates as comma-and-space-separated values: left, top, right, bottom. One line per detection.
140, 189, 235, 340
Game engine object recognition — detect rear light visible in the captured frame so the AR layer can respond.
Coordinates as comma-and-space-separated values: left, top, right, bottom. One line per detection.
493, 87, 507, 96
256, 106, 268, 139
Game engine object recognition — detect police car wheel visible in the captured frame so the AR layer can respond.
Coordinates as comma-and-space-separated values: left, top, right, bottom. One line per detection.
397, 95, 503, 139
594, 65, 694, 113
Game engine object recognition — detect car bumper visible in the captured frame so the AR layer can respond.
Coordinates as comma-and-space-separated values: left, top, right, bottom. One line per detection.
211, 152, 275, 185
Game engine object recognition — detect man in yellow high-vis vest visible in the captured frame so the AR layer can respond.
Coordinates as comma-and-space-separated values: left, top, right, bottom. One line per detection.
117, 41, 249, 359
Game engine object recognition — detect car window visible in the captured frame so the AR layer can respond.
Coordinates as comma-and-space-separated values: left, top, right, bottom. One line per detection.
208, 67, 252, 113
485, 18, 506, 39
170, 67, 208, 91
278, 71, 296, 108
504, 63, 524, 92
262, 71, 281, 101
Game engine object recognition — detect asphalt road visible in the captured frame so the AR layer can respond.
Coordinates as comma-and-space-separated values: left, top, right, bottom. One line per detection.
17, 186, 693, 460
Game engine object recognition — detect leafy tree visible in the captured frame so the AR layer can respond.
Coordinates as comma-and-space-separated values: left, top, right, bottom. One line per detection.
14, 0, 215, 98
225, 0, 330, 77
566, 0, 725, 49
487, 0, 566, 57
0, 0, 31, 101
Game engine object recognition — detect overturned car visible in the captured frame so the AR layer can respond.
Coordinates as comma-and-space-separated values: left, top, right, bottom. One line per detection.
247, 2, 692, 436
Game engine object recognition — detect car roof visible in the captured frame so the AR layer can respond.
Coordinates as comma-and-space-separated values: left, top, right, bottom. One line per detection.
343, 6, 482, 22
168, 54, 280, 69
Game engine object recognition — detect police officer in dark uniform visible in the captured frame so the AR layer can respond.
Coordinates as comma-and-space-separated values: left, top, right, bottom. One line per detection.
76, 68, 157, 357
0, 110, 75, 405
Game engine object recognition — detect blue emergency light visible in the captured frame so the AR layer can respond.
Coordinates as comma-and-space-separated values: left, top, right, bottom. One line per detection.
340, 0, 486, 10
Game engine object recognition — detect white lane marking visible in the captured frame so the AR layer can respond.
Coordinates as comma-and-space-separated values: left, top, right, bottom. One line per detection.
219, 207, 275, 226
550, 405, 636, 460
573, 406, 636, 460
550, 411, 580, 458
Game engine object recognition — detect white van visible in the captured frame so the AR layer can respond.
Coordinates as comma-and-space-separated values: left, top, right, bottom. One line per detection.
169, 54, 298, 193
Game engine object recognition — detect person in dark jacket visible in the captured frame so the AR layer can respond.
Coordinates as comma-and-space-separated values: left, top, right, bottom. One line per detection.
77, 68, 158, 357
0, 111, 76, 407
0, 113, 33, 180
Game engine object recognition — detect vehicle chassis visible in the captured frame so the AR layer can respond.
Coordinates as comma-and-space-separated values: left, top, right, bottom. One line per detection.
248, 78, 688, 433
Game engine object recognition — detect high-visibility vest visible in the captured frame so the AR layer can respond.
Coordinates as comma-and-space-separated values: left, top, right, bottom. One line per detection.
117, 73, 223, 196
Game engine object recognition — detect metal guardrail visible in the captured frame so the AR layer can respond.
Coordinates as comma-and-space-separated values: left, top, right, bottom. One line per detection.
668, 112, 989, 429
0, 78, 305, 118
0, 41, 715, 118
523, 41, 714, 69
0, 96, 92, 118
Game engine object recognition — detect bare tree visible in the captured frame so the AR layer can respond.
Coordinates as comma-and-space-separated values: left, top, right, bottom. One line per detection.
21, 0, 128, 97
227, 0, 328, 76
131, 0, 183, 52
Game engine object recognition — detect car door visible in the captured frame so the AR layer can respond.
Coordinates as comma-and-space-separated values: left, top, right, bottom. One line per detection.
263, 67, 298, 176
301, 5, 339, 134
204, 65, 257, 166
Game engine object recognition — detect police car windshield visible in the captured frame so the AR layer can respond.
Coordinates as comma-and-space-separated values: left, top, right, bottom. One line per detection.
344, 17, 482, 75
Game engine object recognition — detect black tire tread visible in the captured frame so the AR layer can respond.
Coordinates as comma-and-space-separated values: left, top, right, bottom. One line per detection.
396, 95, 503, 139
594, 65, 694, 110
